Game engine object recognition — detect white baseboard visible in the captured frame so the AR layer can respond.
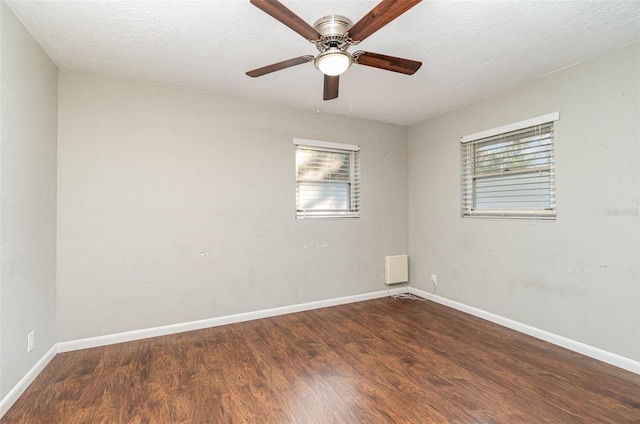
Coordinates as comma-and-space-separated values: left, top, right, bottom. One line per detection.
409, 287, 640, 375
0, 344, 57, 418
58, 286, 409, 353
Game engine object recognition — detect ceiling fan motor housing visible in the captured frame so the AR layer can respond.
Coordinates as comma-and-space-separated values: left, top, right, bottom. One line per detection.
313, 15, 353, 52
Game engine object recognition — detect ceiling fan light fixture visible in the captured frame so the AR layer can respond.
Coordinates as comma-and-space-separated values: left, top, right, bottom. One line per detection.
315, 49, 353, 76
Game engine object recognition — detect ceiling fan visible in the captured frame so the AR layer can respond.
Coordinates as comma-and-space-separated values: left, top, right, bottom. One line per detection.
246, 0, 423, 101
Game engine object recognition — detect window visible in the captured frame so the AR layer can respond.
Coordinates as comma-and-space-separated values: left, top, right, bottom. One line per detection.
461, 112, 559, 219
294, 138, 360, 219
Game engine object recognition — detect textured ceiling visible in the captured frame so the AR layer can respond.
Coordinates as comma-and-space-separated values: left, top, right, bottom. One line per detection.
6, 0, 640, 126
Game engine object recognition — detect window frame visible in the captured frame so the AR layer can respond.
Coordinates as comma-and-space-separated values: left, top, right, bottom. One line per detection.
293, 138, 360, 220
460, 112, 559, 220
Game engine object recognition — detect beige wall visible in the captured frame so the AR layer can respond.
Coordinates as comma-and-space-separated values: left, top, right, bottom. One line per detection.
0, 2, 58, 397
408, 43, 640, 361
56, 71, 408, 342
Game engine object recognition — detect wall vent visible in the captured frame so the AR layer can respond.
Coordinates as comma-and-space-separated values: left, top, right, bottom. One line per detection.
385, 254, 408, 285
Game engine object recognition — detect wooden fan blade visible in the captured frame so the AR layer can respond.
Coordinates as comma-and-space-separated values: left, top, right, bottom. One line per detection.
246, 56, 314, 77
347, 0, 421, 42
250, 0, 321, 41
354, 51, 422, 75
323, 75, 339, 100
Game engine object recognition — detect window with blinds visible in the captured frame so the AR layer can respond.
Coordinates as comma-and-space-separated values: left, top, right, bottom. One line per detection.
461, 112, 558, 219
294, 139, 360, 219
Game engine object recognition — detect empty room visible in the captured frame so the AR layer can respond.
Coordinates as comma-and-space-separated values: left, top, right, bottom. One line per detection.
1, 0, 639, 422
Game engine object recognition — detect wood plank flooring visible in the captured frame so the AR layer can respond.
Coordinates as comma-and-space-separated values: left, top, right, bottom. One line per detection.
2, 297, 639, 423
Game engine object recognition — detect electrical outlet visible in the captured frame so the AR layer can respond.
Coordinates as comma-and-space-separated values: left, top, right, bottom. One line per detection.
431, 274, 437, 285
27, 331, 35, 353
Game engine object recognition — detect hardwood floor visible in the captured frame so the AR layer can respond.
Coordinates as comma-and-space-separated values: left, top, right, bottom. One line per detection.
2, 297, 639, 423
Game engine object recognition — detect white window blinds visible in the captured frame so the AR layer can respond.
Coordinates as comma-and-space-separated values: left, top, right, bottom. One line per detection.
294, 139, 360, 219
461, 113, 558, 219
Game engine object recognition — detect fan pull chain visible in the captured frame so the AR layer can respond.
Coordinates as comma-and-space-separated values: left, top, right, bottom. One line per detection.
347, 72, 353, 114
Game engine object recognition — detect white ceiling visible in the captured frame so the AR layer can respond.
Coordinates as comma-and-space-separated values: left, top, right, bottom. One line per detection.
6, 0, 640, 126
